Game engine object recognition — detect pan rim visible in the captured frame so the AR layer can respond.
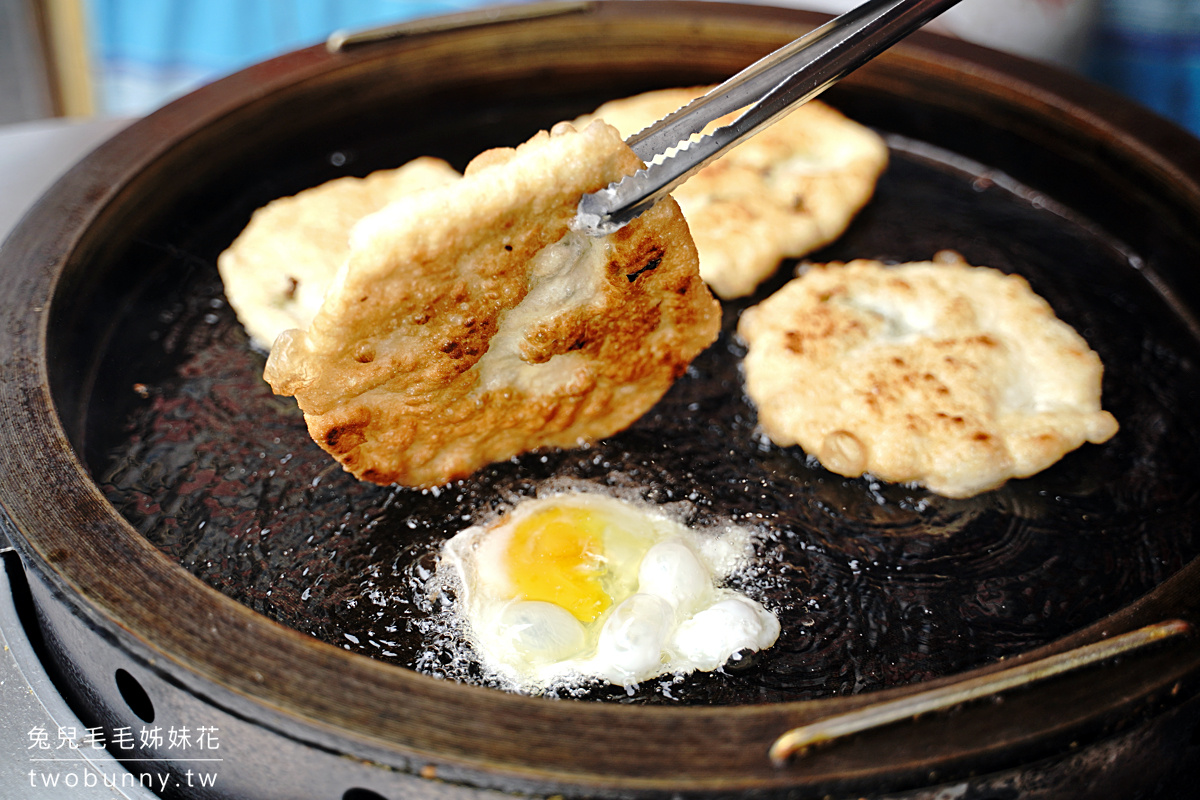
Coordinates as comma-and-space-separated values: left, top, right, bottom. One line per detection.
3, 1, 1200, 793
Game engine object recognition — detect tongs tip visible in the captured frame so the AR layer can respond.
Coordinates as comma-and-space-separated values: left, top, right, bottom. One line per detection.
572, 194, 621, 237
574, 169, 655, 237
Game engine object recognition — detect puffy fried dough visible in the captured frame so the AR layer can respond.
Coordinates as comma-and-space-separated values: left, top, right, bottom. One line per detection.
738, 255, 1119, 498
578, 87, 888, 299
264, 121, 720, 487
218, 158, 461, 349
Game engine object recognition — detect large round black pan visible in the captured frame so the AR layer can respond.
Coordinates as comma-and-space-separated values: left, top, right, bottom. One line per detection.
2, 2, 1199, 799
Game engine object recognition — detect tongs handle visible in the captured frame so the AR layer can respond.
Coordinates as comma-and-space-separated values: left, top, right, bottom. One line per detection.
577, 0, 963, 235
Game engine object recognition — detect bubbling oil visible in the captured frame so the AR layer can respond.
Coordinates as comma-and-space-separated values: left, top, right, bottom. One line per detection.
92, 150, 1200, 705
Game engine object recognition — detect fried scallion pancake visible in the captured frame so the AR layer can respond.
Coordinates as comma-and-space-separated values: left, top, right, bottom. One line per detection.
218, 157, 462, 350
263, 120, 720, 487
577, 87, 888, 299
738, 254, 1119, 498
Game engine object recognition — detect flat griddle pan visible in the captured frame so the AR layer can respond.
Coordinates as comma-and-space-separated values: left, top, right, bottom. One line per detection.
2, 2, 1200, 798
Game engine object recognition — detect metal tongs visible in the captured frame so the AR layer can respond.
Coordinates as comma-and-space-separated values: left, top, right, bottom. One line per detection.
575, 0, 964, 236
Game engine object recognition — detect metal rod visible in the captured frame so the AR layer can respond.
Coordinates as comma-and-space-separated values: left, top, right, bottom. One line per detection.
327, 1, 592, 52
627, 0, 961, 163
0, 509, 16, 555
769, 619, 1194, 766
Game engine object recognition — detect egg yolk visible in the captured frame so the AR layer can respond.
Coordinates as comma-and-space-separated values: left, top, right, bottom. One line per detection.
506, 506, 611, 623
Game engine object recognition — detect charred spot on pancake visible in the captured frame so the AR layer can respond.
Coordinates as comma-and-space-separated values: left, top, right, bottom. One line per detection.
625, 251, 663, 283
324, 419, 368, 452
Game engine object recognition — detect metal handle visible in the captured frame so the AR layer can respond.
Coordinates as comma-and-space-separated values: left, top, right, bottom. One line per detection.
769, 619, 1193, 766
630, 0, 961, 162
577, 0, 963, 235
326, 1, 592, 52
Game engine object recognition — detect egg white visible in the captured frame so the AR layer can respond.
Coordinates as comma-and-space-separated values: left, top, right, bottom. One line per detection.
438, 492, 779, 692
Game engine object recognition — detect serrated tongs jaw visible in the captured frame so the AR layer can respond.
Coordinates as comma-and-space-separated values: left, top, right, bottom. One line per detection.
575, 0, 963, 237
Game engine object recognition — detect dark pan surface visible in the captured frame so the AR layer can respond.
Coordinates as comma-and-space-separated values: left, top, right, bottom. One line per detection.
89, 96, 1200, 705
6, 2, 1200, 792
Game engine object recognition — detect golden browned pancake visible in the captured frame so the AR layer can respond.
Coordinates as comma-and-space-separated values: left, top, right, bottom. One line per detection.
264, 121, 720, 487
578, 87, 888, 299
217, 157, 461, 349
737, 254, 1119, 498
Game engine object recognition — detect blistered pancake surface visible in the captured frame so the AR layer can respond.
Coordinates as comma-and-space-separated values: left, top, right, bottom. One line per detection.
264, 121, 720, 487
218, 157, 461, 350
738, 255, 1119, 498
578, 87, 888, 299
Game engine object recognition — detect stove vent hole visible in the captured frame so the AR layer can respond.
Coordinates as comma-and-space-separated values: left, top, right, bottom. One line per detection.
115, 668, 155, 723
343, 790, 389, 800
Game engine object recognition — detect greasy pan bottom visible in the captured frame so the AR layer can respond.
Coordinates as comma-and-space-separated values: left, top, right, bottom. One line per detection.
93, 134, 1200, 706
4, 2, 1200, 797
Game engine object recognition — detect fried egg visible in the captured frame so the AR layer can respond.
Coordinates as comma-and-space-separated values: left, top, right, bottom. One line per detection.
439, 493, 779, 692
